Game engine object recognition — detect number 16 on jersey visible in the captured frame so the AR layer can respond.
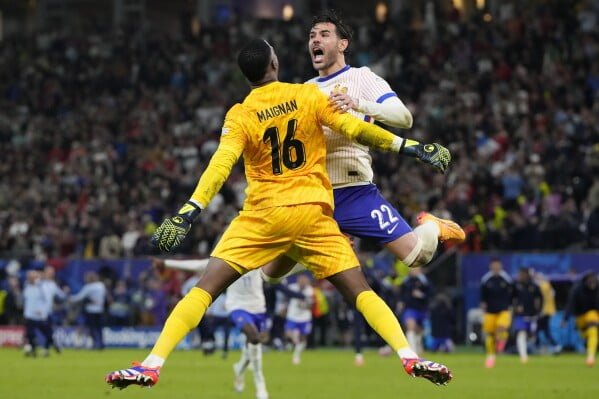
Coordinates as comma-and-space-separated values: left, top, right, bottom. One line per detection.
262, 118, 306, 175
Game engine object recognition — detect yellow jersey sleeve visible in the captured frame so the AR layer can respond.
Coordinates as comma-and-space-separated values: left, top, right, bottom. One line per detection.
189, 105, 248, 208
309, 84, 404, 153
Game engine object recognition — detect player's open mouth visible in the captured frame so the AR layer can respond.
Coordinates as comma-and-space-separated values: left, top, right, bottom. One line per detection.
312, 47, 324, 63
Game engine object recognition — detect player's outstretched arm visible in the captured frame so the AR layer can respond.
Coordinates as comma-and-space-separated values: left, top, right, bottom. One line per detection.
154, 258, 210, 273
320, 105, 451, 174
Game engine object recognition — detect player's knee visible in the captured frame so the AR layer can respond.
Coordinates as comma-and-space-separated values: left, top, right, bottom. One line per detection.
402, 237, 434, 268
403, 223, 439, 267
247, 335, 261, 344
244, 328, 262, 344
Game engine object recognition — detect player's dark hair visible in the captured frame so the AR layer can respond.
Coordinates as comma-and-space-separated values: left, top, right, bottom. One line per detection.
311, 10, 353, 51
237, 39, 272, 83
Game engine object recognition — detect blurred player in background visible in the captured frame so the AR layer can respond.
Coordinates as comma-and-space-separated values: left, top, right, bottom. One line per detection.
177, 260, 230, 357
398, 268, 431, 354
480, 259, 512, 368
154, 258, 269, 399
284, 273, 314, 365
564, 272, 599, 367
534, 272, 560, 353
40, 265, 66, 354
22, 270, 57, 357
309, 280, 331, 349
200, 288, 230, 357
69, 271, 107, 350
429, 293, 455, 353
511, 267, 542, 363
106, 38, 453, 390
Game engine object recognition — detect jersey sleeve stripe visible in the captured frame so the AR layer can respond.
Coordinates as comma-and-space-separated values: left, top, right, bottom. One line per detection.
376, 92, 398, 103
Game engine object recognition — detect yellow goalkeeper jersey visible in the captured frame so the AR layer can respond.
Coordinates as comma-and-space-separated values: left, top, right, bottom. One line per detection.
189, 81, 401, 211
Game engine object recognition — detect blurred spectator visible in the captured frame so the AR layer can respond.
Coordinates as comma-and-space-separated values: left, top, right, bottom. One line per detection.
40, 265, 66, 350
107, 279, 132, 326
138, 276, 168, 327
198, 294, 230, 357
0, 276, 24, 325
283, 274, 313, 365
69, 271, 107, 349
23, 269, 59, 357
534, 272, 560, 352
398, 268, 432, 354
308, 280, 331, 348
98, 233, 123, 259
429, 293, 455, 353
563, 272, 599, 366
512, 267, 543, 363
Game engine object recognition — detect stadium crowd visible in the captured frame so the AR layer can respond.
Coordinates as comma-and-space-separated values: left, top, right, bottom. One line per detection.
0, 1, 598, 264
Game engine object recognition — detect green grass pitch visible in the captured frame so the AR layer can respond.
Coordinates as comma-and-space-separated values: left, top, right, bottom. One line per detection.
1, 348, 597, 399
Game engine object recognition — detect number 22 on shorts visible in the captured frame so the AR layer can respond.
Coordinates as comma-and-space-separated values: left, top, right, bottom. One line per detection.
371, 205, 399, 234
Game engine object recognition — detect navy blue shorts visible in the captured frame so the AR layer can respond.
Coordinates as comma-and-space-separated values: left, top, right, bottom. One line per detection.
333, 184, 412, 244
229, 310, 267, 332
513, 316, 537, 333
285, 320, 312, 336
402, 308, 428, 327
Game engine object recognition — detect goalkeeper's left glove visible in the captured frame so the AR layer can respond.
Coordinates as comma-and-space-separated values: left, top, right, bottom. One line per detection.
151, 200, 202, 252
399, 140, 451, 173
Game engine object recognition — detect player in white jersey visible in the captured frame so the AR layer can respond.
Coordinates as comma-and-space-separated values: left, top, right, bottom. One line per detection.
306, 11, 465, 260
282, 274, 314, 365
260, 10, 464, 381
40, 265, 66, 355
154, 259, 268, 399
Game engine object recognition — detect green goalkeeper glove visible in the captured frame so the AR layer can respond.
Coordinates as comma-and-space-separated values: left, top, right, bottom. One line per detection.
151, 201, 202, 252
400, 139, 451, 173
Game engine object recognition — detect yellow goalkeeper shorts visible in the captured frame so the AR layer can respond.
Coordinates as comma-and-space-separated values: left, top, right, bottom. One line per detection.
483, 311, 512, 334
576, 310, 599, 331
211, 203, 359, 279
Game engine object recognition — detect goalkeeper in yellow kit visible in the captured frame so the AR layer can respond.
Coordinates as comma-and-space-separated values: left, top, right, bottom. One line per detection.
105, 39, 453, 390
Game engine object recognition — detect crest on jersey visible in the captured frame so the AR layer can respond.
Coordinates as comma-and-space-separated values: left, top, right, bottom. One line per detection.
221, 127, 229, 136
332, 84, 348, 94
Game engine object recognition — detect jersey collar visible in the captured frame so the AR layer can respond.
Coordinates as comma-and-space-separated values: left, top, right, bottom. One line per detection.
316, 65, 351, 82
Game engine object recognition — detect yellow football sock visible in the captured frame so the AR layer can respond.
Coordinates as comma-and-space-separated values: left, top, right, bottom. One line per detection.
497, 330, 509, 342
587, 326, 598, 359
356, 290, 409, 351
485, 335, 495, 355
150, 287, 212, 359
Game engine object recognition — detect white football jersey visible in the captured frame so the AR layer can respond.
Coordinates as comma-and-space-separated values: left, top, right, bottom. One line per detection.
225, 270, 266, 314
306, 66, 398, 187
285, 283, 314, 323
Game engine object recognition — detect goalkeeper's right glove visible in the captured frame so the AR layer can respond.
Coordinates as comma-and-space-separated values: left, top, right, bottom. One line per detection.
151, 200, 201, 252
399, 140, 451, 173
